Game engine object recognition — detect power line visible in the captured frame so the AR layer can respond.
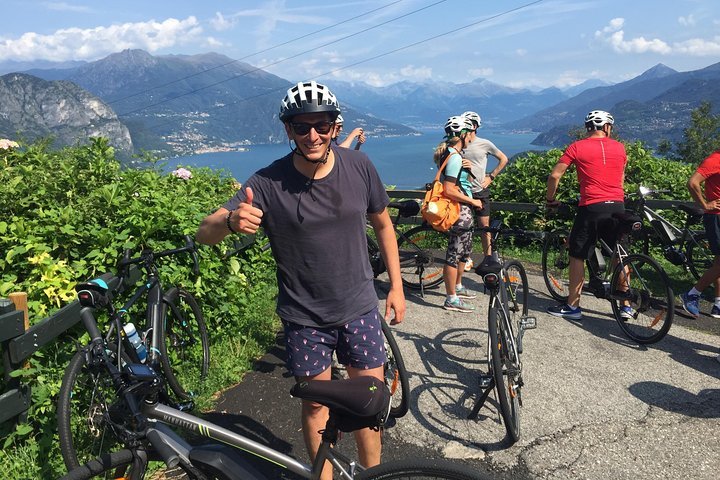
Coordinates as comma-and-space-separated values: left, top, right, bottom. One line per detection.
117, 0, 449, 117
141, 0, 544, 135
105, 0, 404, 105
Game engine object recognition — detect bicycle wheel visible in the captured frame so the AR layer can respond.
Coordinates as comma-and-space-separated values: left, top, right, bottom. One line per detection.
57, 344, 131, 470
503, 260, 528, 320
487, 294, 521, 443
541, 230, 571, 302
396, 225, 447, 290
687, 231, 713, 280
58, 449, 136, 480
610, 253, 674, 344
160, 287, 210, 401
381, 319, 410, 418
358, 457, 488, 479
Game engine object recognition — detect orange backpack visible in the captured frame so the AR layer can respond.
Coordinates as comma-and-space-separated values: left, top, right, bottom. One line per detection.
420, 153, 460, 232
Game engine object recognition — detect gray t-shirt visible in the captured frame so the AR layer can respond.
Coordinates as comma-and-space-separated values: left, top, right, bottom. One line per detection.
224, 146, 389, 328
463, 137, 502, 193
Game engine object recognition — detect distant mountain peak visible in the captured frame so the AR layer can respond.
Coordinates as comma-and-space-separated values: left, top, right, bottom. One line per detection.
637, 63, 678, 80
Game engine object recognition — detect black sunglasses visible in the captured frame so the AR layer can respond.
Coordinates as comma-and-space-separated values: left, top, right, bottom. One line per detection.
290, 121, 334, 136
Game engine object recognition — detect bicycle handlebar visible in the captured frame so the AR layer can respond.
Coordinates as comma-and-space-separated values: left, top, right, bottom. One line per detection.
117, 235, 199, 277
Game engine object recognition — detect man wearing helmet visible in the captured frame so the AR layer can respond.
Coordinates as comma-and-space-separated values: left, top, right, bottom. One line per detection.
196, 81, 405, 477
461, 111, 509, 263
545, 110, 627, 321
333, 114, 366, 149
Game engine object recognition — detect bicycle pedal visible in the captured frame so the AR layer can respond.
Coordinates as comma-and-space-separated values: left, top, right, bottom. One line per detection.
520, 316, 537, 330
478, 374, 493, 389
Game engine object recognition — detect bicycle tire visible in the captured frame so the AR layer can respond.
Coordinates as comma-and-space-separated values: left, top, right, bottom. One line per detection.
687, 231, 713, 280
357, 457, 489, 479
160, 287, 210, 401
504, 260, 528, 316
397, 225, 447, 291
57, 343, 131, 470
541, 230, 571, 302
58, 449, 135, 480
381, 319, 410, 418
487, 294, 521, 443
610, 253, 674, 344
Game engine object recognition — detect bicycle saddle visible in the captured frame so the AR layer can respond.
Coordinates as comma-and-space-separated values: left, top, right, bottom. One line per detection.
677, 203, 704, 220
475, 257, 502, 277
612, 211, 642, 233
291, 376, 390, 430
388, 199, 420, 218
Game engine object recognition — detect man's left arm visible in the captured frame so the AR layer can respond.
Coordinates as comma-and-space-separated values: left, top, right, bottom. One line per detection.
368, 209, 406, 324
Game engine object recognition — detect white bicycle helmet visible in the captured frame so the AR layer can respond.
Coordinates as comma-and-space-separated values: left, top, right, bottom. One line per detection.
336, 114, 344, 126
462, 111, 481, 128
444, 115, 474, 137
279, 81, 340, 122
584, 110, 614, 130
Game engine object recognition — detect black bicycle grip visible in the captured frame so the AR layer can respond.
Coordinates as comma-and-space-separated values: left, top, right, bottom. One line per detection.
146, 428, 180, 468
185, 234, 200, 276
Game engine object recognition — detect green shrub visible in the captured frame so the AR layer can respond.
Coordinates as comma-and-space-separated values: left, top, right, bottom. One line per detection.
0, 138, 278, 478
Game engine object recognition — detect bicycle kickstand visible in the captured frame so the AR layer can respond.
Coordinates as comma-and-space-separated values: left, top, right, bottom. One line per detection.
467, 374, 495, 419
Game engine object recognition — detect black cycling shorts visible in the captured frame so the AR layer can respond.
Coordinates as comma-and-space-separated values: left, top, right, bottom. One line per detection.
568, 201, 625, 259
472, 190, 491, 217
703, 213, 720, 256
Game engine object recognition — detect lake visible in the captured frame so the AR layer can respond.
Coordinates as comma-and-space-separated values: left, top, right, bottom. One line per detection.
164, 129, 546, 190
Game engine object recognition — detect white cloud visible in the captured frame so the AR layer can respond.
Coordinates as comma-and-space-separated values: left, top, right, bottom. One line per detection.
0, 17, 204, 62
210, 12, 235, 32
42, 2, 91, 13
594, 18, 671, 55
515, 49, 527, 57
678, 15, 696, 27
468, 67, 493, 79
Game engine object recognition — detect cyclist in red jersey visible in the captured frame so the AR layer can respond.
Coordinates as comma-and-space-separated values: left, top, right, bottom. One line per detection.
545, 110, 627, 321
681, 150, 720, 335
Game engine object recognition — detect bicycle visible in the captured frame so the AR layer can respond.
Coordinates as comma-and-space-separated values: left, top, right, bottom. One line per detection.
226, 235, 409, 419
367, 200, 446, 296
625, 185, 712, 279
59, 279, 487, 480
541, 203, 675, 344
58, 235, 209, 470
466, 220, 537, 444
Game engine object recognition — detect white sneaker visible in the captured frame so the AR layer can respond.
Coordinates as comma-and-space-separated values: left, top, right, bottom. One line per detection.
464, 258, 474, 272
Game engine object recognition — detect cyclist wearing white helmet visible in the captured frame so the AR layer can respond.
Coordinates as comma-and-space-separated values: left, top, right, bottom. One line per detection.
433, 116, 484, 312
333, 114, 367, 149
196, 80, 405, 478
545, 109, 627, 321
460, 110, 509, 265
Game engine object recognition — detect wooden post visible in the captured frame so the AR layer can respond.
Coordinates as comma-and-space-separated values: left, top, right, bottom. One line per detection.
8, 292, 29, 368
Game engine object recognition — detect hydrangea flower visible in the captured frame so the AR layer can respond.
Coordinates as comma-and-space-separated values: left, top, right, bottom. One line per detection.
171, 167, 193, 180
0, 139, 19, 150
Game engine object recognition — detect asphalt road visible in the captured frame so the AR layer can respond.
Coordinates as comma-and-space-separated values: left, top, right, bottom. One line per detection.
205, 265, 720, 480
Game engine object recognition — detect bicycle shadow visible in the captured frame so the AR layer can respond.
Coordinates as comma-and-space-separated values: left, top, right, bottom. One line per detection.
534, 289, 720, 381
390, 328, 517, 453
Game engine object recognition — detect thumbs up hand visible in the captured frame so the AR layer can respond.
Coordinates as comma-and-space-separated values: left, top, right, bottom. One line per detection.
230, 187, 263, 234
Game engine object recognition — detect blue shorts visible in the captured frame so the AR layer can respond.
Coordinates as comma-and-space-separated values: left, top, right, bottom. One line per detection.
282, 307, 386, 378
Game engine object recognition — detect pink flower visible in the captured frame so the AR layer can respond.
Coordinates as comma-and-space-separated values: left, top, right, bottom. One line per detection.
0, 139, 19, 150
171, 167, 193, 180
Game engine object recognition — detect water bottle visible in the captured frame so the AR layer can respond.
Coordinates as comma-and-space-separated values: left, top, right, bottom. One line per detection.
123, 323, 147, 363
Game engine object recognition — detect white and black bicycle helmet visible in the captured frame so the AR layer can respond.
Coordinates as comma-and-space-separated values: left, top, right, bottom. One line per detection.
444, 115, 474, 137
336, 114, 344, 126
584, 110, 614, 130
279, 81, 341, 122
462, 111, 481, 128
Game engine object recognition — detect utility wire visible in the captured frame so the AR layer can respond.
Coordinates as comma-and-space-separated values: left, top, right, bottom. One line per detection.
105, 0, 403, 105
141, 0, 544, 134
117, 0, 449, 117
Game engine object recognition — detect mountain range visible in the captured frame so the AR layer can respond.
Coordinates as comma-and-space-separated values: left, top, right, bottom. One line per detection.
1, 49, 719, 155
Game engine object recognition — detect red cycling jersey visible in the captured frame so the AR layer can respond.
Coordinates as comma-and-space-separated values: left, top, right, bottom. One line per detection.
695, 150, 720, 214
559, 136, 627, 206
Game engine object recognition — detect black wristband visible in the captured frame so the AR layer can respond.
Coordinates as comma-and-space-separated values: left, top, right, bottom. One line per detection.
226, 210, 237, 234
489, 173, 495, 180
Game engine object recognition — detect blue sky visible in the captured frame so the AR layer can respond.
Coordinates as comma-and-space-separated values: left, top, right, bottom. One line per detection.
2, 0, 719, 88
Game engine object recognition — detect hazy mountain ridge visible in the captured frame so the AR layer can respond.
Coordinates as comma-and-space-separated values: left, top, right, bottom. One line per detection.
26, 50, 416, 156
0, 73, 132, 153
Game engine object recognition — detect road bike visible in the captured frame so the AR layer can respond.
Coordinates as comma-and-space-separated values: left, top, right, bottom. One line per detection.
542, 204, 675, 344
57, 235, 209, 470
625, 185, 712, 279
367, 200, 446, 296
466, 221, 536, 444
58, 279, 487, 480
